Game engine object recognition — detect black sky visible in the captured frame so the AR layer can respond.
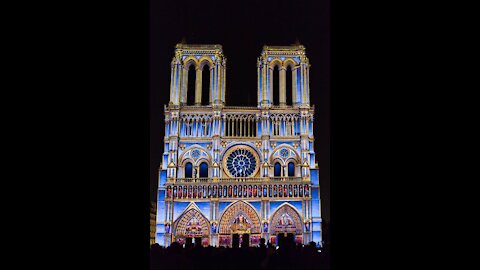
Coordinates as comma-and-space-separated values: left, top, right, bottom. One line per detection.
150, 0, 330, 222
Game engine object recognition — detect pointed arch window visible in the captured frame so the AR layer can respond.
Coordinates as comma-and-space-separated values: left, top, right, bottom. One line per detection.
187, 65, 196, 105
185, 162, 193, 178
201, 65, 210, 105
288, 162, 295, 177
286, 65, 293, 105
272, 65, 279, 105
274, 162, 281, 177
199, 162, 208, 178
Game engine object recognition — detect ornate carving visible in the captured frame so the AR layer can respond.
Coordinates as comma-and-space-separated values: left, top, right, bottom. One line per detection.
218, 201, 261, 234
223, 145, 260, 178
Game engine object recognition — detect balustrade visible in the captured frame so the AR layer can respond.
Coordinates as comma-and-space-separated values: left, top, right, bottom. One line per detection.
166, 180, 311, 200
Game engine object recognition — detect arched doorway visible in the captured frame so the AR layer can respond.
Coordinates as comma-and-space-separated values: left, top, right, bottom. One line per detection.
173, 206, 210, 247
218, 201, 262, 247
269, 203, 304, 246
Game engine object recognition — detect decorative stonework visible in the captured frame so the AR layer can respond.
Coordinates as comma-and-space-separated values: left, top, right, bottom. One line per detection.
218, 201, 261, 234
269, 204, 303, 235
191, 149, 201, 159
158, 43, 321, 247
174, 206, 210, 237
223, 145, 260, 178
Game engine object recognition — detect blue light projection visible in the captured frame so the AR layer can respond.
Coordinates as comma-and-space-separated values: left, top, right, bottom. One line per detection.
311, 200, 320, 218
270, 201, 302, 215
173, 202, 190, 220
311, 187, 319, 200
311, 169, 319, 185
195, 202, 210, 218
158, 44, 321, 247
312, 231, 321, 245
249, 201, 261, 214
313, 222, 321, 231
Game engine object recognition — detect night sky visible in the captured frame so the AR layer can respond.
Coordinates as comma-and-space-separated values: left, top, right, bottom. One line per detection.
150, 0, 330, 223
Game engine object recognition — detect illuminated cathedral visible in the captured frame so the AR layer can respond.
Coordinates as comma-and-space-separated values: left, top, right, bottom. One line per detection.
156, 44, 322, 247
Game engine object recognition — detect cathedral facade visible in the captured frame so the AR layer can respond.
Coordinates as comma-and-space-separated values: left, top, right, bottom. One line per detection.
156, 44, 322, 247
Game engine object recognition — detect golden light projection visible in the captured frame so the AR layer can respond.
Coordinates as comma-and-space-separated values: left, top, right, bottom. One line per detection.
269, 204, 303, 235
222, 145, 261, 178
156, 44, 322, 247
174, 207, 210, 237
219, 201, 261, 234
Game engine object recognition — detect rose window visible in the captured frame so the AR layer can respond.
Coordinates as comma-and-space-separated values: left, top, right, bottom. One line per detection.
224, 147, 258, 177
280, 149, 289, 158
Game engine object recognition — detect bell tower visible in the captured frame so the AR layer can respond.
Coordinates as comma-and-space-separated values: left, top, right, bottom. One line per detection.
169, 44, 226, 107
257, 45, 310, 108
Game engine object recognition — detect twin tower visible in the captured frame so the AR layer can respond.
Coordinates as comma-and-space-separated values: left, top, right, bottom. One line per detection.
157, 44, 321, 248
168, 43, 311, 107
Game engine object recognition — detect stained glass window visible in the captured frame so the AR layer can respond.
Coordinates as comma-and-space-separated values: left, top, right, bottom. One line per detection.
185, 162, 193, 178
199, 162, 208, 177
288, 162, 295, 176
274, 162, 281, 177
226, 148, 257, 177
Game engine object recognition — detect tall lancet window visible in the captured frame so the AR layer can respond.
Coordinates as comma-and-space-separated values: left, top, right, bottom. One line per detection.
185, 162, 193, 178
187, 65, 196, 105
273, 65, 279, 105
274, 162, 281, 177
288, 162, 295, 176
286, 65, 293, 105
201, 65, 210, 105
199, 162, 208, 178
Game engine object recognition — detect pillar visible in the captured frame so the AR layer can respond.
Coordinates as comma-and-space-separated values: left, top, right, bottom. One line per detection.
195, 67, 202, 105
279, 67, 286, 106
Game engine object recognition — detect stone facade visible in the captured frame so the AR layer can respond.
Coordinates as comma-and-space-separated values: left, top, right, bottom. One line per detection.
156, 44, 322, 247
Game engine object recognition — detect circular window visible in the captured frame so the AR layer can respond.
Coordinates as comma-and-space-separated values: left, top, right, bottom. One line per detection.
279, 149, 289, 158
223, 146, 259, 177
191, 149, 201, 159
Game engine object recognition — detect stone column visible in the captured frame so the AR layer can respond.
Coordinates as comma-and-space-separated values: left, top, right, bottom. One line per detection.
181, 67, 190, 105
279, 67, 286, 106
221, 61, 226, 105
262, 59, 268, 105
170, 60, 182, 106
257, 58, 261, 105
292, 67, 297, 106
269, 67, 273, 103
169, 61, 174, 104
195, 67, 202, 105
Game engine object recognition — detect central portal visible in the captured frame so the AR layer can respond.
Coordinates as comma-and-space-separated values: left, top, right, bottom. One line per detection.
231, 233, 250, 248
218, 201, 262, 247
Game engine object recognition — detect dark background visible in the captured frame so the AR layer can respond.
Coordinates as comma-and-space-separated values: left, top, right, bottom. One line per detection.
150, 0, 331, 223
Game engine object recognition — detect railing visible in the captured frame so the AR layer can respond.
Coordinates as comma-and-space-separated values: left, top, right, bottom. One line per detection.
170, 177, 304, 183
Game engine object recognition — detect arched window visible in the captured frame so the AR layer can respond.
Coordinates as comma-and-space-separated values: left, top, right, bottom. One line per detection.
272, 65, 279, 105
274, 162, 281, 177
185, 162, 193, 178
201, 65, 210, 105
286, 65, 293, 105
288, 162, 295, 176
199, 162, 208, 178
187, 65, 196, 105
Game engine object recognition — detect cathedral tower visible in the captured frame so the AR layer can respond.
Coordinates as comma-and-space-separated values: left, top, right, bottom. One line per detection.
156, 44, 322, 248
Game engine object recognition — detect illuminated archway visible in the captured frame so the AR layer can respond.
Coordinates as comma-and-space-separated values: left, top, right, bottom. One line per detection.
173, 204, 210, 245
269, 203, 303, 235
218, 201, 261, 234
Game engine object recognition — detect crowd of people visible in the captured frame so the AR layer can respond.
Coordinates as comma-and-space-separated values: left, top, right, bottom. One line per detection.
150, 238, 330, 270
